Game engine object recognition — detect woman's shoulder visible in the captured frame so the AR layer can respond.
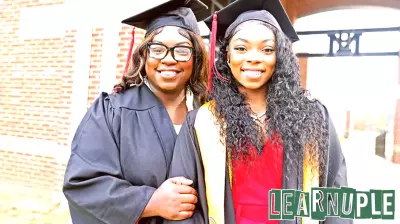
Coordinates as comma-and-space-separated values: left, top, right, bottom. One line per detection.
182, 101, 215, 126
199, 100, 216, 111
106, 85, 162, 110
196, 101, 216, 118
312, 99, 329, 122
190, 100, 225, 132
87, 86, 151, 114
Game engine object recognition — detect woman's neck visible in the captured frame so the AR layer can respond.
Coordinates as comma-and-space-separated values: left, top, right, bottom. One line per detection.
239, 85, 268, 138
152, 87, 188, 125
239, 85, 267, 114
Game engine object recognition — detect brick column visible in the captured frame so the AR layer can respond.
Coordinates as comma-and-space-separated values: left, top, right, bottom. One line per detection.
299, 57, 308, 88
392, 53, 400, 164
66, 26, 93, 146
99, 25, 120, 94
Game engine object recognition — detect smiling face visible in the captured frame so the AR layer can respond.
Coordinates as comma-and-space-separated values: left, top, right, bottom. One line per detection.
145, 26, 194, 93
227, 22, 277, 90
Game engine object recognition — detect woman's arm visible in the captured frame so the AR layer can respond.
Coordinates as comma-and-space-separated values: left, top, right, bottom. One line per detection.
164, 110, 208, 224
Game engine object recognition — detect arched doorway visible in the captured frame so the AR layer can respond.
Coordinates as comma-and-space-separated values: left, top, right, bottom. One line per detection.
292, 6, 399, 155
292, 8, 400, 223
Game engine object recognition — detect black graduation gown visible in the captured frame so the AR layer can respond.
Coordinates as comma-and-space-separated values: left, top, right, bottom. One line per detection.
165, 102, 353, 224
63, 85, 185, 224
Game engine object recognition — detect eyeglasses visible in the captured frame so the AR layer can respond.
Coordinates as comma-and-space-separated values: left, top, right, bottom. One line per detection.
147, 42, 194, 62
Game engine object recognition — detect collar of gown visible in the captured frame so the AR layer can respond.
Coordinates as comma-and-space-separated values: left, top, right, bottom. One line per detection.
144, 77, 193, 134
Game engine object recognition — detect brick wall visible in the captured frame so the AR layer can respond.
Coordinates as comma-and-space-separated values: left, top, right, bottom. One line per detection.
0, 149, 65, 191
0, 0, 65, 141
57, 29, 77, 146
0, 0, 150, 192
0, 0, 74, 190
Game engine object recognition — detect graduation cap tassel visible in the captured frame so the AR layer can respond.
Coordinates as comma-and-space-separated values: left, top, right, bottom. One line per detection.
207, 12, 218, 92
124, 27, 136, 75
207, 12, 229, 93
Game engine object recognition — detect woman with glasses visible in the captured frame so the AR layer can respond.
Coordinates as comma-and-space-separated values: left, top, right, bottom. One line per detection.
167, 0, 350, 223
62, 1, 209, 223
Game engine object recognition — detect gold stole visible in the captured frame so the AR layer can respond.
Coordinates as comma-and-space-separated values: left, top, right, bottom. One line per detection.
302, 148, 319, 224
194, 102, 227, 224
194, 103, 319, 224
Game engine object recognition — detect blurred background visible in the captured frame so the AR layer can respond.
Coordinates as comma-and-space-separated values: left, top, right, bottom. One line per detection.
0, 0, 399, 223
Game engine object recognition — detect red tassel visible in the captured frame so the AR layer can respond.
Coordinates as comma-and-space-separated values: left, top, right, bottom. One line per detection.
124, 27, 135, 74
207, 12, 218, 92
207, 12, 229, 93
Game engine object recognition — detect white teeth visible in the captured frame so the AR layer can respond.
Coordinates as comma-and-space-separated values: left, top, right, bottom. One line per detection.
159, 71, 177, 76
243, 70, 262, 77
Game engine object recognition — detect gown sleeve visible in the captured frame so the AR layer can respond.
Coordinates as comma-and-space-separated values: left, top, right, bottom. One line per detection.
63, 93, 156, 224
164, 110, 208, 224
320, 103, 353, 224
326, 116, 349, 188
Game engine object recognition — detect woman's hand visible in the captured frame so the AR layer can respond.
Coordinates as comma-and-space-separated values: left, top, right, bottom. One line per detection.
141, 176, 198, 220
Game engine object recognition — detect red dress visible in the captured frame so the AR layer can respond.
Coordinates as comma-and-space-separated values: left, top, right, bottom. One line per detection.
231, 139, 284, 224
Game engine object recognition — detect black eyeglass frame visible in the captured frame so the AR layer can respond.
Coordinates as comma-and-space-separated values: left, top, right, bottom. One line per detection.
146, 42, 194, 62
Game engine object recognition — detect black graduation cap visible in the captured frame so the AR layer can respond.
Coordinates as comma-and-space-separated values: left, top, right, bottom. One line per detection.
122, 0, 209, 36
120, 0, 208, 75
203, 0, 299, 91
204, 0, 298, 41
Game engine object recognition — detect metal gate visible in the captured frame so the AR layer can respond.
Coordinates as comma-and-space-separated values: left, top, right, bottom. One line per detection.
295, 26, 399, 58
295, 26, 399, 158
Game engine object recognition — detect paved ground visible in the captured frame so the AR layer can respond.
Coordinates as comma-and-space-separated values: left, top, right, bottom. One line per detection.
0, 184, 71, 224
340, 132, 400, 223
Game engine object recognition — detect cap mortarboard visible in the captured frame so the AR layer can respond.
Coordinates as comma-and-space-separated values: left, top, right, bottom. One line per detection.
204, 0, 299, 42
203, 0, 299, 91
122, 0, 209, 36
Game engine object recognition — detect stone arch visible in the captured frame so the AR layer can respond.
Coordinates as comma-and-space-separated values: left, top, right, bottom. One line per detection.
294, 0, 400, 18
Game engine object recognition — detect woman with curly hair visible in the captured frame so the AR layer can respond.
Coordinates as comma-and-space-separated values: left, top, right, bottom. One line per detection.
63, 1, 210, 223
167, 0, 350, 223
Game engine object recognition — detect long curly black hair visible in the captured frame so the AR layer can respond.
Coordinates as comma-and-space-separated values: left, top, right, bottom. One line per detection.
210, 21, 328, 180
